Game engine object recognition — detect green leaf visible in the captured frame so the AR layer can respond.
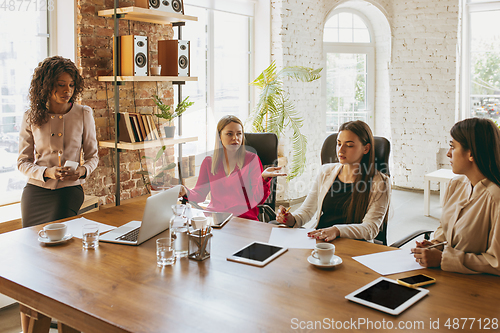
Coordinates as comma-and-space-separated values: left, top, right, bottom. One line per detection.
154, 146, 167, 162
249, 61, 321, 180
136, 170, 152, 176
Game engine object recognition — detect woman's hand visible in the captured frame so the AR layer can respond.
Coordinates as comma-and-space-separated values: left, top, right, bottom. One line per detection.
411, 247, 443, 267
276, 205, 295, 226
262, 166, 286, 180
178, 185, 188, 197
308, 227, 340, 242
61, 166, 86, 181
44, 166, 72, 180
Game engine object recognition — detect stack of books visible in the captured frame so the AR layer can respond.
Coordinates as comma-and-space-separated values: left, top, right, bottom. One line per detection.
118, 112, 162, 143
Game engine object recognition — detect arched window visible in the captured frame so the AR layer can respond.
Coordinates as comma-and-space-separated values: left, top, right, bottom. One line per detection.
323, 10, 374, 134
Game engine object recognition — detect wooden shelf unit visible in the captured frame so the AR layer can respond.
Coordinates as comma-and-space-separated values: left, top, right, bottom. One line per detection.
98, 76, 198, 82
97, 7, 198, 24
99, 136, 198, 150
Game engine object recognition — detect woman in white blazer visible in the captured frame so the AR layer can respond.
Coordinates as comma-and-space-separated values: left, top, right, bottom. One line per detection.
277, 120, 390, 242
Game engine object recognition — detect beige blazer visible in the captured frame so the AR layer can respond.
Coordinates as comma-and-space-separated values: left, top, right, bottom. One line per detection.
434, 175, 500, 275
17, 104, 99, 190
293, 163, 391, 241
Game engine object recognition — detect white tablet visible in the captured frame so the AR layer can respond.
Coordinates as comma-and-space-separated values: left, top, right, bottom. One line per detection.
227, 241, 287, 267
203, 211, 233, 228
345, 277, 429, 315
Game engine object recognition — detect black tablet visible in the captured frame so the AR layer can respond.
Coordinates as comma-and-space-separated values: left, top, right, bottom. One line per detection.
345, 277, 429, 315
227, 241, 287, 267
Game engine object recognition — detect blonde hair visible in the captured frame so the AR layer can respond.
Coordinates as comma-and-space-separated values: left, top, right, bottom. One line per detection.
211, 115, 246, 175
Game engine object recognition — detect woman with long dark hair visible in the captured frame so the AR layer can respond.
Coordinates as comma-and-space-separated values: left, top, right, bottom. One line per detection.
276, 120, 390, 242
412, 118, 500, 275
179, 115, 285, 220
17, 56, 99, 228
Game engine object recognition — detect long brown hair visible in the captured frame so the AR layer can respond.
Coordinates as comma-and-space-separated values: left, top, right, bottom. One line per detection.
450, 118, 500, 187
338, 120, 376, 224
211, 115, 246, 175
27, 56, 84, 127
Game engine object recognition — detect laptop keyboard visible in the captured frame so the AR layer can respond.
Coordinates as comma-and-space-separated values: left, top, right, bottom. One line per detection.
116, 228, 140, 242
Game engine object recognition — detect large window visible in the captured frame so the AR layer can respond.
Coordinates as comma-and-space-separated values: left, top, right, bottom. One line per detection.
463, 0, 500, 120
0, 7, 49, 205
323, 11, 374, 134
180, 1, 253, 160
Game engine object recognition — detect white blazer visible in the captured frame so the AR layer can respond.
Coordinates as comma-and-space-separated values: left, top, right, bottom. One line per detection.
293, 163, 391, 241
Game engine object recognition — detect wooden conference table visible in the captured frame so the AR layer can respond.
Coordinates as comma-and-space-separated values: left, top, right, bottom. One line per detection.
0, 197, 499, 333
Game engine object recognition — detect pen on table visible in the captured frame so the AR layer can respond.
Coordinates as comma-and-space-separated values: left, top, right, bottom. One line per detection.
410, 241, 448, 253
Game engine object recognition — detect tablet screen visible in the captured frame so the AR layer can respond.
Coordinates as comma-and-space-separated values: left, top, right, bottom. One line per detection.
233, 242, 283, 262
354, 279, 420, 310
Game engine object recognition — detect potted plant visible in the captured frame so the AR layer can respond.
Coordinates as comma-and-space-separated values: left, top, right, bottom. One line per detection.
152, 95, 194, 138
249, 61, 322, 180
136, 145, 177, 191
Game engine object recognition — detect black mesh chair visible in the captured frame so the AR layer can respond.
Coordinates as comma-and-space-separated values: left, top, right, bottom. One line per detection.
245, 133, 278, 222
321, 133, 432, 246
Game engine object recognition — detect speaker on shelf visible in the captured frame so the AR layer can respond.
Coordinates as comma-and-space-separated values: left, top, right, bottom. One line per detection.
115, 35, 148, 76
158, 40, 190, 77
136, 0, 184, 14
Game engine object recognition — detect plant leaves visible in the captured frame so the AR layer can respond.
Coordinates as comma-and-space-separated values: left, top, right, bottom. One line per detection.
154, 146, 167, 162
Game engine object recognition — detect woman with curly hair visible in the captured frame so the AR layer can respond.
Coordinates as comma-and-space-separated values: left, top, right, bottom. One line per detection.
17, 56, 99, 228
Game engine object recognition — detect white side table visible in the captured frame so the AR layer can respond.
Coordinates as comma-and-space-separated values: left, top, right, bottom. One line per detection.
423, 169, 456, 216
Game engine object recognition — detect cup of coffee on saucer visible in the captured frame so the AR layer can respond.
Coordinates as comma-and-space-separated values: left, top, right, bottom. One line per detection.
38, 223, 71, 244
311, 243, 335, 264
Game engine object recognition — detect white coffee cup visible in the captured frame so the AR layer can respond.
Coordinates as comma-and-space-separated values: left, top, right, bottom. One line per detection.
191, 216, 208, 230
311, 243, 335, 264
38, 223, 67, 241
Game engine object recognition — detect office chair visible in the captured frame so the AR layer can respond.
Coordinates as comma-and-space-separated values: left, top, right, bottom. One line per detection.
321, 133, 433, 247
245, 133, 278, 222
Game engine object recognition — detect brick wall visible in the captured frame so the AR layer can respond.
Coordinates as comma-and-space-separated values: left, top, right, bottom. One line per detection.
388, 0, 458, 188
76, 0, 176, 204
272, 0, 458, 200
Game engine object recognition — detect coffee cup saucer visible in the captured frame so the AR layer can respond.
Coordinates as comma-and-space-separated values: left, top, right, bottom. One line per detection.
38, 233, 73, 245
307, 254, 342, 268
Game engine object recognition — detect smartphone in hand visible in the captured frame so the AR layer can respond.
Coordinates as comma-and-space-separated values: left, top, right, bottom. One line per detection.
64, 160, 79, 171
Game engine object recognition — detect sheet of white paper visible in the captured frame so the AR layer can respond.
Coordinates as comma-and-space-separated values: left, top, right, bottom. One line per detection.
268, 228, 316, 249
353, 249, 423, 275
63, 217, 117, 239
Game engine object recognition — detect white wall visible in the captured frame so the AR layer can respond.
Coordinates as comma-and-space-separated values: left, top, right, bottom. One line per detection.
271, 0, 459, 200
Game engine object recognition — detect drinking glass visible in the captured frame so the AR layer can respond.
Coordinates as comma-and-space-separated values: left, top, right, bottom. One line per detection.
82, 223, 99, 249
156, 237, 175, 266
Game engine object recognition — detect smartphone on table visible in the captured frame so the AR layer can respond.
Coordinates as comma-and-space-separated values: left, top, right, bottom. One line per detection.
397, 274, 436, 288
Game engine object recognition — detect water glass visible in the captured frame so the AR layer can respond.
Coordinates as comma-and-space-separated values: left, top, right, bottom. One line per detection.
156, 237, 175, 266
82, 223, 99, 249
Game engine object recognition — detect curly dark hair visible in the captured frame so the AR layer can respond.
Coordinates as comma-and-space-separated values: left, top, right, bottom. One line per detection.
27, 56, 84, 127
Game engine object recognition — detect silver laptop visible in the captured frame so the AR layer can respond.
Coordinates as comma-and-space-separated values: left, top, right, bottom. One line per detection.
100, 186, 180, 245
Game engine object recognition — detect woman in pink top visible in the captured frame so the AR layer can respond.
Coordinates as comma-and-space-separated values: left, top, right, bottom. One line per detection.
179, 115, 285, 220
412, 118, 500, 275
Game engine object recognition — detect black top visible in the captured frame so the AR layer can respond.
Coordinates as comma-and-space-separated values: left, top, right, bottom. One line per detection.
316, 177, 353, 229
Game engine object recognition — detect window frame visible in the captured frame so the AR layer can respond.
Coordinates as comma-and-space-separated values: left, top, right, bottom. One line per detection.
322, 9, 375, 133
460, 0, 500, 119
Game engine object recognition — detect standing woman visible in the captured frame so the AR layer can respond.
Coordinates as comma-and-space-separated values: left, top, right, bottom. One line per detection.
18, 56, 99, 228
412, 118, 500, 275
276, 120, 390, 242
179, 115, 285, 220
